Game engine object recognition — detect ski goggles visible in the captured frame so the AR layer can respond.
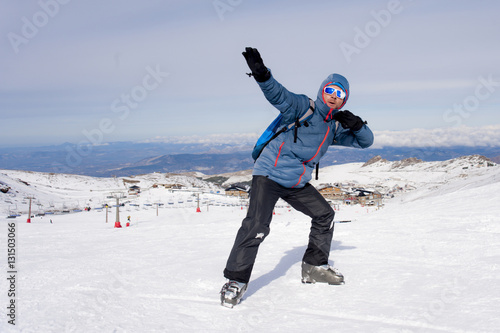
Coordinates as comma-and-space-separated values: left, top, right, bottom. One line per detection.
323, 87, 346, 99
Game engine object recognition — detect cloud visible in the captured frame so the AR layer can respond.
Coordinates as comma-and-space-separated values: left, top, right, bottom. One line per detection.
373, 125, 500, 148
356, 79, 476, 95
140, 133, 258, 145
141, 125, 500, 149
2, 1, 500, 147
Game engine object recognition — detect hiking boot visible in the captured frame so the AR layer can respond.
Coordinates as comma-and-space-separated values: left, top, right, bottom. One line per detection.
301, 261, 344, 285
220, 280, 248, 308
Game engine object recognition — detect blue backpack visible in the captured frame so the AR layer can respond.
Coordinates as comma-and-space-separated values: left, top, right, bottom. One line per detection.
252, 99, 315, 161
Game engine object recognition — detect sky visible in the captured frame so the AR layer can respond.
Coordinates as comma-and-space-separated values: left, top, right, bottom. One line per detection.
1, 0, 500, 148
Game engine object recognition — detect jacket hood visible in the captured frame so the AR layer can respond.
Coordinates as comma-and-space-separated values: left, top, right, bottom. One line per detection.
315, 73, 350, 117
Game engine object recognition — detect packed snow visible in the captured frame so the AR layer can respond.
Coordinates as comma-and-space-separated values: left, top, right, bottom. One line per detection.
1, 155, 500, 332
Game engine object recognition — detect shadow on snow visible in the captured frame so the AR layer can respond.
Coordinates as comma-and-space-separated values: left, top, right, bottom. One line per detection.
244, 240, 356, 299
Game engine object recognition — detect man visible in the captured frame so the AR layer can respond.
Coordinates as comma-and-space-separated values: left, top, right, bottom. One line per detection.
220, 47, 374, 308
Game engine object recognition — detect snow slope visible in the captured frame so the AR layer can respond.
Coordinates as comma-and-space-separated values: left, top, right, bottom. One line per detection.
1, 157, 500, 332
0, 171, 221, 216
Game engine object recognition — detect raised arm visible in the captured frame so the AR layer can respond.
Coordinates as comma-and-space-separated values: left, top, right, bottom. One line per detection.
243, 47, 309, 122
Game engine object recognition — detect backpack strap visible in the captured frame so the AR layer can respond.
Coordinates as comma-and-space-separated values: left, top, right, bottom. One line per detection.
291, 99, 315, 143
252, 99, 315, 162
332, 120, 340, 144
288, 99, 315, 131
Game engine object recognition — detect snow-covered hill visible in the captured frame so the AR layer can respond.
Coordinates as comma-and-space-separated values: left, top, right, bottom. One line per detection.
219, 154, 497, 194
1, 155, 495, 216
1, 156, 499, 332
311, 154, 498, 197
0, 171, 222, 216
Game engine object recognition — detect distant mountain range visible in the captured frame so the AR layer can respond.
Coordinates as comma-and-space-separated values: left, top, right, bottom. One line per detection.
1, 141, 499, 177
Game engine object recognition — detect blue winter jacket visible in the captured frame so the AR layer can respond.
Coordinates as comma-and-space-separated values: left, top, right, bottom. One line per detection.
252, 72, 374, 188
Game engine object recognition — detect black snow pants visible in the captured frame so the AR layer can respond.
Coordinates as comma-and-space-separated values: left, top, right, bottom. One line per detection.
223, 175, 335, 283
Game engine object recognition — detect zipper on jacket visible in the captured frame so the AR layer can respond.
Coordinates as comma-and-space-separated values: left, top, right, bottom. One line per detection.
324, 108, 334, 122
292, 125, 330, 188
274, 142, 285, 167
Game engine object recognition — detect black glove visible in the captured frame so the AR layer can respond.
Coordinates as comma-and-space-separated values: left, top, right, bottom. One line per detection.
242, 47, 271, 82
333, 110, 365, 131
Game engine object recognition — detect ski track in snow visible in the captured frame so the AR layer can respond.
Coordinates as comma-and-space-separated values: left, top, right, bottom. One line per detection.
0, 158, 500, 332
